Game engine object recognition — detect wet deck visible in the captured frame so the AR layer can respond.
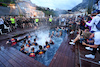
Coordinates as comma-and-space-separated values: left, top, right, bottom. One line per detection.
0, 32, 76, 67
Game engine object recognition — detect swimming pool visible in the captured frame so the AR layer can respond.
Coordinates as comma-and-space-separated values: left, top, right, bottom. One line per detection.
14, 28, 67, 66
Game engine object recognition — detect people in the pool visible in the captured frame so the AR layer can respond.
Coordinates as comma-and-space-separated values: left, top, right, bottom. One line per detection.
26, 40, 31, 47
36, 45, 46, 55
55, 32, 59, 37
44, 41, 50, 50
28, 47, 36, 58
55, 27, 59, 32
20, 45, 27, 54
33, 39, 38, 46
49, 32, 51, 37
24, 34, 31, 40
6, 37, 18, 46
50, 31, 55, 38
35, 35, 38, 40
52, 31, 55, 35
50, 34, 54, 38
58, 27, 62, 31
49, 39, 54, 45
59, 31, 62, 36
23, 40, 26, 46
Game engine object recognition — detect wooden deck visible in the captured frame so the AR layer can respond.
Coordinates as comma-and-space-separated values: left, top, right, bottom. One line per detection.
77, 43, 100, 67
0, 34, 76, 67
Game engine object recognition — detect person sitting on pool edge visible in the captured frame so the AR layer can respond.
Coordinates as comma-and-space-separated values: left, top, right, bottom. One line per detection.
26, 40, 32, 47
20, 45, 27, 54
6, 37, 18, 46
44, 41, 50, 50
28, 47, 36, 58
36, 45, 46, 55
33, 39, 38, 46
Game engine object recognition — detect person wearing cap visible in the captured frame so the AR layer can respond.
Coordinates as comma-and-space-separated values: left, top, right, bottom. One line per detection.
85, 10, 100, 33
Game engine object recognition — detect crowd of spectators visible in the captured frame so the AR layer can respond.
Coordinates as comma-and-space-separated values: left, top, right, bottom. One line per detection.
68, 0, 100, 63
0, 16, 57, 34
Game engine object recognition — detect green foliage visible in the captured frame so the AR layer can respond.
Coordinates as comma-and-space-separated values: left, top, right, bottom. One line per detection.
0, 0, 15, 3
36, 6, 56, 17
2, 3, 7, 7
10, 1, 15, 4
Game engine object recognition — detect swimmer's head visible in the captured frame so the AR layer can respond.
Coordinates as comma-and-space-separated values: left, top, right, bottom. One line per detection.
39, 45, 42, 50
28, 36, 31, 38
45, 41, 48, 45
24, 40, 26, 43
52, 31, 54, 34
28, 40, 31, 43
50, 39, 52, 42
31, 48, 34, 52
34, 39, 36, 42
35, 35, 37, 38
21, 45, 24, 49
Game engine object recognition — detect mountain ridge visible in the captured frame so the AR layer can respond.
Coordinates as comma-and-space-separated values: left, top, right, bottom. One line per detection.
71, 0, 89, 12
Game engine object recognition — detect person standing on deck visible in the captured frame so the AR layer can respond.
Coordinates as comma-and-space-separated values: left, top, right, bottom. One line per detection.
35, 18, 39, 26
10, 16, 16, 30
49, 18, 52, 25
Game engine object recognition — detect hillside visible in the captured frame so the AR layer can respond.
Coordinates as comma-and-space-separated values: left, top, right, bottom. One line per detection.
71, 0, 89, 12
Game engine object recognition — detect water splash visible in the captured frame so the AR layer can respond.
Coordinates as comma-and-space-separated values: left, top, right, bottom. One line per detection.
34, 30, 50, 47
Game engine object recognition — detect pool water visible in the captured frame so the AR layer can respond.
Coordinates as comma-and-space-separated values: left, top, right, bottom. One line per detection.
14, 28, 67, 66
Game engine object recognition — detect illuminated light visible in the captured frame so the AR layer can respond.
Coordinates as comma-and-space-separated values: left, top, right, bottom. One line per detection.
12, 6, 16, 9
34, 12, 37, 17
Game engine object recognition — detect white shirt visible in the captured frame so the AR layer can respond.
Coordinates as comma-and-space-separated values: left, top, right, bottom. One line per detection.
0, 18, 4, 25
98, 1, 100, 10
62, 18, 66, 22
86, 14, 100, 32
94, 4, 98, 10
94, 32, 100, 45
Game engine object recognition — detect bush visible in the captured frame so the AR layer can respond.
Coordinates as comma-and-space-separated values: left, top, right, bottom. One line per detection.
2, 3, 7, 7
10, 1, 15, 4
